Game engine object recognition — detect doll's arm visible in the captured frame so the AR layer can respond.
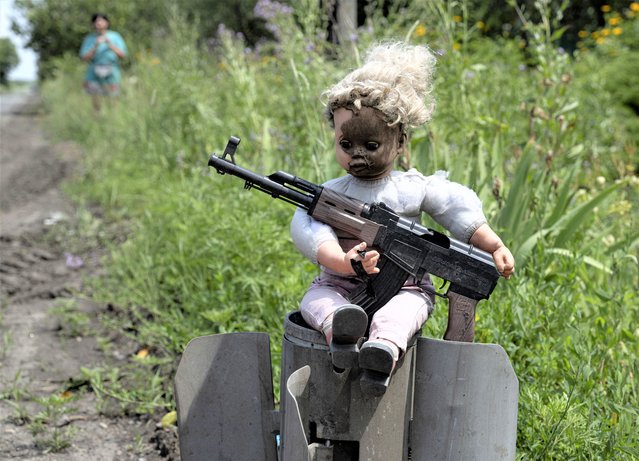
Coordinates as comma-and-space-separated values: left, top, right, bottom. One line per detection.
469, 224, 515, 278
290, 208, 338, 264
291, 208, 379, 274
317, 240, 380, 276
421, 174, 487, 243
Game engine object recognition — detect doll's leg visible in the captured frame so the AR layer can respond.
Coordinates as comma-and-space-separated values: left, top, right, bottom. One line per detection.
368, 289, 432, 353
300, 286, 367, 368
360, 290, 432, 395
299, 286, 349, 337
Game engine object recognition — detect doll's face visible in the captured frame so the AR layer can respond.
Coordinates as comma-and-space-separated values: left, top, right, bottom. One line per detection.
333, 107, 404, 180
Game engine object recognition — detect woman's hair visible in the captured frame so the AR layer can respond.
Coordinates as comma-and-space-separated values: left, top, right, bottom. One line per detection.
91, 13, 109, 24
324, 41, 436, 129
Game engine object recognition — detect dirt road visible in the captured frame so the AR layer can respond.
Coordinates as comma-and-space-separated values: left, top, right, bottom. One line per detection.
0, 90, 177, 460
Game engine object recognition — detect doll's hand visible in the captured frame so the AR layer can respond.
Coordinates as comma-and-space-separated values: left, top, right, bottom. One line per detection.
492, 245, 515, 279
346, 242, 380, 275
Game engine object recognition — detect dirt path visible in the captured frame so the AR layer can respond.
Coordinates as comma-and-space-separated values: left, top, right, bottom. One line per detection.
0, 90, 178, 460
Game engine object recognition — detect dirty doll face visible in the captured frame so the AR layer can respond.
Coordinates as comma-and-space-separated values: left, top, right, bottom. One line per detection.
333, 106, 403, 180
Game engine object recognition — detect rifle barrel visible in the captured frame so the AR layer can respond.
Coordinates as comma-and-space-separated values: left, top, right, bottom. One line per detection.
208, 154, 315, 210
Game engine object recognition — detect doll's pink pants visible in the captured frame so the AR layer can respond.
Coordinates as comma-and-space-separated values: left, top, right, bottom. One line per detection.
300, 273, 433, 353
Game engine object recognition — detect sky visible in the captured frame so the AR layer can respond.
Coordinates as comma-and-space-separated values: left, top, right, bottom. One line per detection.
0, 0, 38, 81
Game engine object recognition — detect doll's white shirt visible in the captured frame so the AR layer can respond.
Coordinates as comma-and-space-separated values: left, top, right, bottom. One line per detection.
290, 169, 488, 265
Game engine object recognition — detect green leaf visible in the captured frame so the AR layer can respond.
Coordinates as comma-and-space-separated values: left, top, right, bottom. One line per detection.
555, 100, 579, 115
552, 182, 622, 247
498, 143, 536, 235
543, 164, 578, 228
545, 248, 612, 274
514, 228, 551, 268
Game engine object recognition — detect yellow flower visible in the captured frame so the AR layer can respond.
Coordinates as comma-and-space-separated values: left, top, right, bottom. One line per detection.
601, 4, 611, 12
452, 42, 461, 51
601, 28, 610, 36
415, 24, 427, 37
631, 2, 639, 12
613, 27, 623, 35
596, 37, 606, 45
608, 16, 620, 25
592, 31, 601, 39
476, 21, 485, 30
136, 347, 150, 359
578, 30, 589, 38
609, 200, 631, 215
453, 15, 462, 22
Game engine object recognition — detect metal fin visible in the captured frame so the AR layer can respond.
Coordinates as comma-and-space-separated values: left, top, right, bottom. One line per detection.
411, 338, 519, 460
174, 333, 277, 461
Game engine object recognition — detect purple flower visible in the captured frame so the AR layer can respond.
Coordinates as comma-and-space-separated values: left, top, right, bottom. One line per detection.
254, 0, 293, 20
266, 23, 281, 37
65, 252, 84, 270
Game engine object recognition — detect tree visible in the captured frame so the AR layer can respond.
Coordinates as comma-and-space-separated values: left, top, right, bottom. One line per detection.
12, 0, 172, 80
0, 38, 19, 85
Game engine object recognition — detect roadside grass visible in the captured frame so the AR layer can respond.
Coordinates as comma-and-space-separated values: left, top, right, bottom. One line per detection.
0, 81, 35, 94
38, 0, 638, 458
29, 393, 77, 453
1, 372, 32, 426
0, 371, 78, 453
50, 299, 93, 339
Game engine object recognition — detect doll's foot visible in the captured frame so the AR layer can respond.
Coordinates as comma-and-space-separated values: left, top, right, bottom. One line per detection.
359, 340, 399, 397
329, 304, 368, 369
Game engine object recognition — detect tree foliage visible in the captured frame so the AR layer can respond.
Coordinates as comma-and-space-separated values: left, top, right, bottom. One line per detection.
0, 38, 19, 85
11, 0, 274, 81
12, 0, 172, 79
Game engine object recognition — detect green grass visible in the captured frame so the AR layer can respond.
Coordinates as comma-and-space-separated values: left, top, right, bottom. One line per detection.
38, 0, 638, 458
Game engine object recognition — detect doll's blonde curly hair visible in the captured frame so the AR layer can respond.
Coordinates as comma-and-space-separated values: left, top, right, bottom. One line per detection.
324, 41, 436, 130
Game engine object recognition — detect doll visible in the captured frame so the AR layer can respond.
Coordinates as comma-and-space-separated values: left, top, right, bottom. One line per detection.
290, 42, 514, 396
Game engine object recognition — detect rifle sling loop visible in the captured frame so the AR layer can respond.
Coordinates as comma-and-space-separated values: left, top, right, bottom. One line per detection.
349, 259, 375, 297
